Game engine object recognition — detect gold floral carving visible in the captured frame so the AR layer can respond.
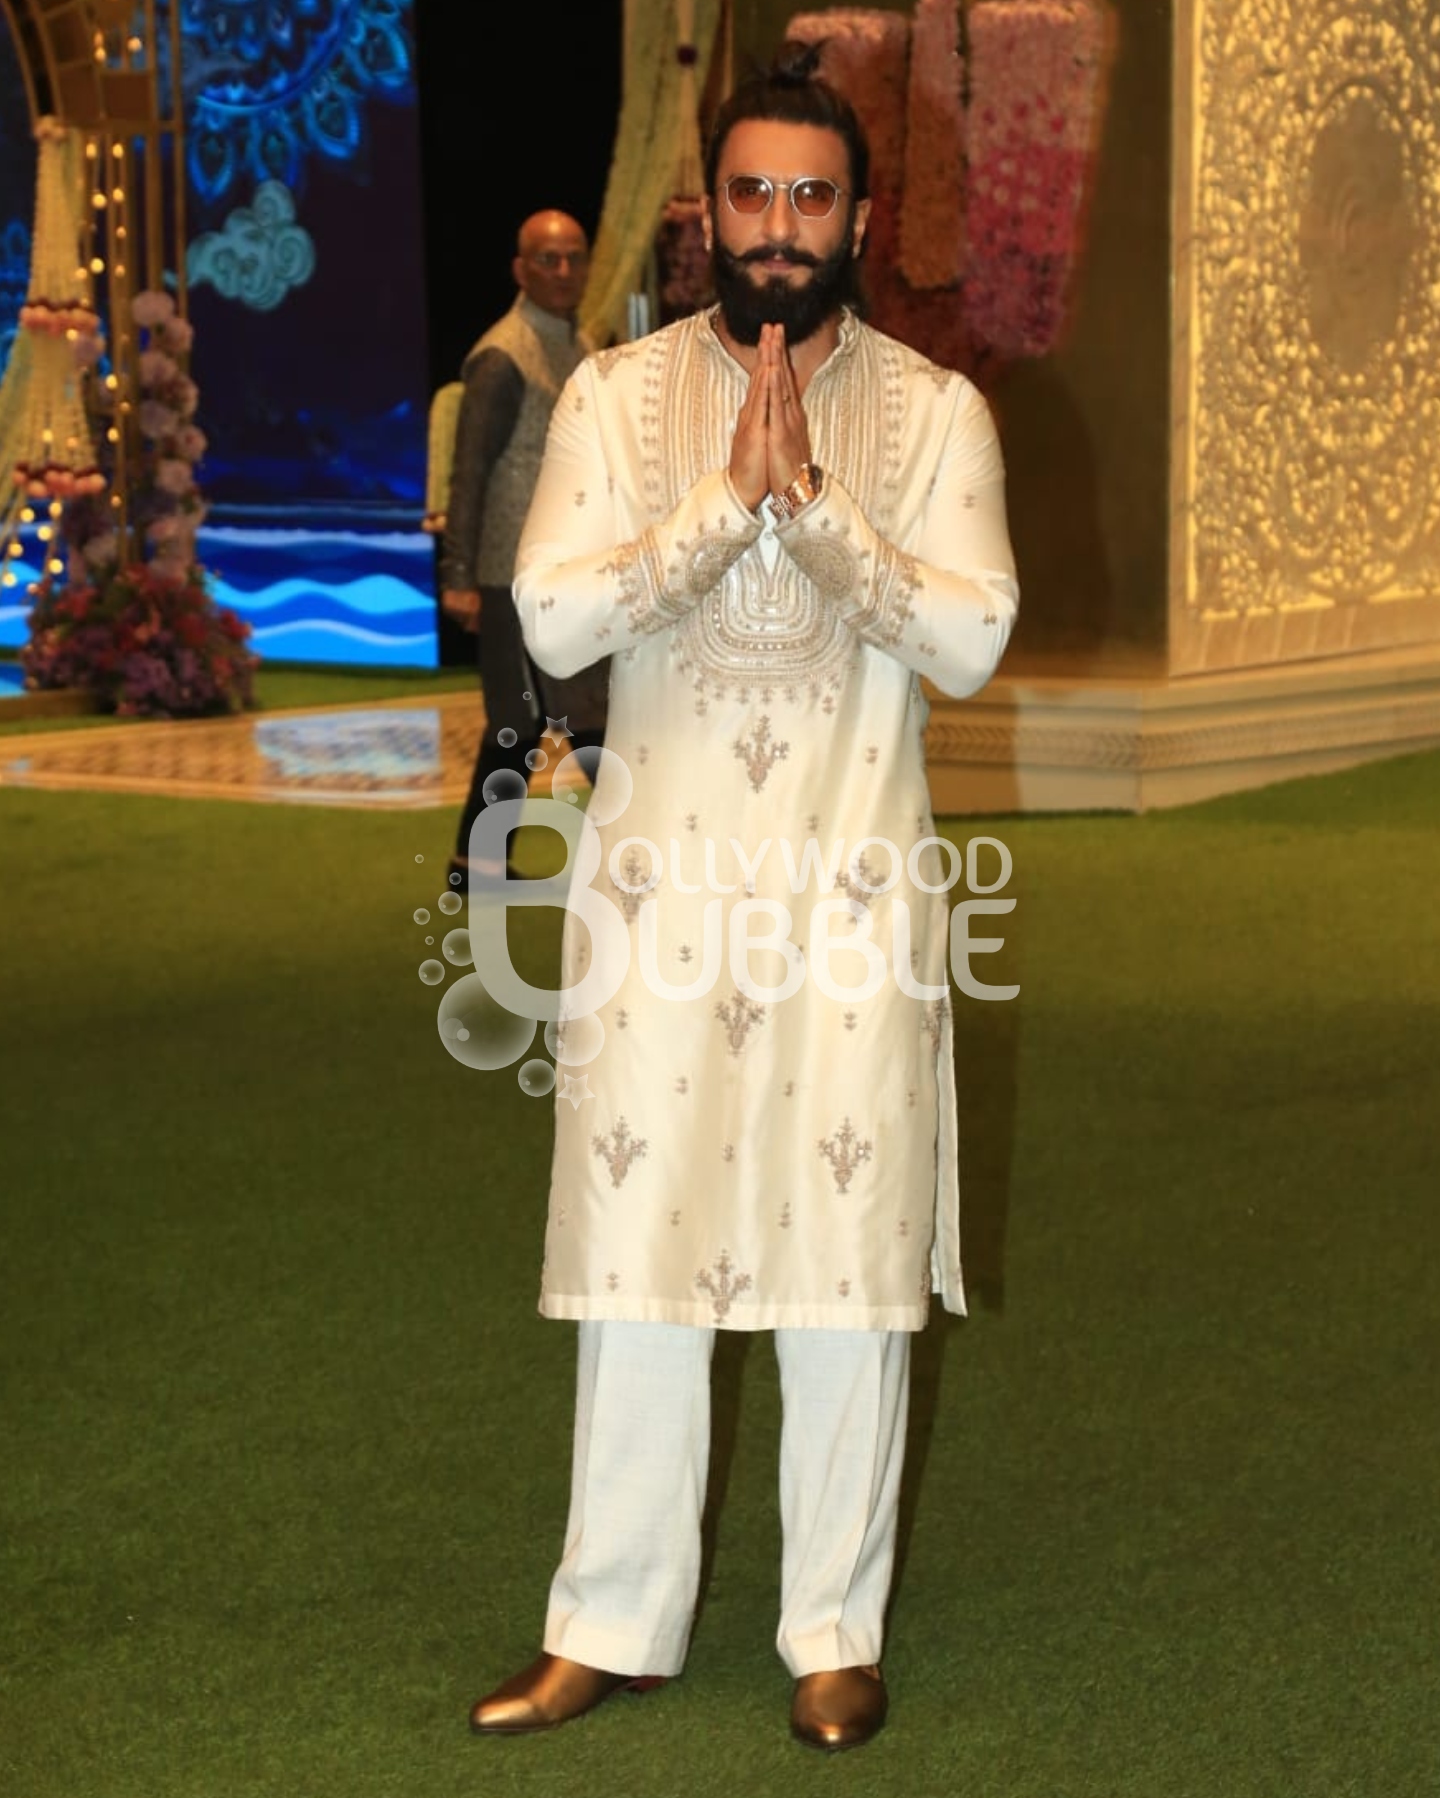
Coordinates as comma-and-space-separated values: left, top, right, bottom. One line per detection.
1178, 0, 1440, 666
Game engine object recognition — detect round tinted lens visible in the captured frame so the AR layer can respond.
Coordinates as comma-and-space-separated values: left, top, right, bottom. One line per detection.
727, 177, 772, 213
792, 179, 839, 217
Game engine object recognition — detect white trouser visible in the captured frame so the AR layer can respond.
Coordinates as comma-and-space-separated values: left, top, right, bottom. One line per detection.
542, 1319, 911, 1679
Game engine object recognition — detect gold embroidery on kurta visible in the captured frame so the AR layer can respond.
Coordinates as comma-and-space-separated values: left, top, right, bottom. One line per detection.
695, 1249, 752, 1322
592, 1117, 648, 1186
818, 1118, 874, 1193
732, 714, 790, 792
714, 990, 767, 1056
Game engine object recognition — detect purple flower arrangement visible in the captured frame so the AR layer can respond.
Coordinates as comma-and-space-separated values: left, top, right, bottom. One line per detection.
21, 289, 256, 717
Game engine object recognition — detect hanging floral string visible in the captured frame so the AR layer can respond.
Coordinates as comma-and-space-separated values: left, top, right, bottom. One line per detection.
962, 0, 1112, 357
898, 0, 967, 291
580, 0, 722, 345
0, 119, 103, 596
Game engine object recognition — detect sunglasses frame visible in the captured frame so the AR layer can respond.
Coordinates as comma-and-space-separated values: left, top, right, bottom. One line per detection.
719, 174, 850, 220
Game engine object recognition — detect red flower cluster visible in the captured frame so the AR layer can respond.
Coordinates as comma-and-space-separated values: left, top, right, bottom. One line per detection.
20, 561, 256, 719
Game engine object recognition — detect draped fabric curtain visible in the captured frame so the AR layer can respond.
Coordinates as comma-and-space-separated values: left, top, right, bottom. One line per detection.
580, 0, 723, 346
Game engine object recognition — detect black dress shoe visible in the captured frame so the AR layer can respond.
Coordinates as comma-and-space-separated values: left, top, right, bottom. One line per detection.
790, 1664, 888, 1751
469, 1651, 666, 1735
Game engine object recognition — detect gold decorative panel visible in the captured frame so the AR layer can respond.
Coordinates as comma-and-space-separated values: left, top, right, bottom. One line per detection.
1173, 0, 1440, 671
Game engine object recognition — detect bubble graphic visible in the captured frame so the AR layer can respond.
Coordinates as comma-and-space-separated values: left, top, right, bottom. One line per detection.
419, 960, 445, 985
449, 871, 462, 886
544, 1013, 606, 1066
519, 1058, 557, 1097
438, 891, 462, 915
481, 768, 527, 805
522, 691, 532, 700
442, 927, 473, 966
497, 727, 518, 748
425, 936, 434, 945
414, 854, 425, 863
414, 907, 430, 925
436, 973, 537, 1069
525, 748, 547, 771
555, 745, 632, 825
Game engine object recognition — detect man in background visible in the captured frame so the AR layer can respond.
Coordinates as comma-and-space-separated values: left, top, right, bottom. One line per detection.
440, 210, 608, 890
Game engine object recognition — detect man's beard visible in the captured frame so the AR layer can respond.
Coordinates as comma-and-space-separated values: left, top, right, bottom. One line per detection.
711, 232, 861, 347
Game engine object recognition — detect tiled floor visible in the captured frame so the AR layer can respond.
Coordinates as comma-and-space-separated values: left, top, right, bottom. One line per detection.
0, 691, 486, 809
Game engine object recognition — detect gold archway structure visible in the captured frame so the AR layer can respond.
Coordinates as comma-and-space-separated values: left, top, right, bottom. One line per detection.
0, 0, 187, 555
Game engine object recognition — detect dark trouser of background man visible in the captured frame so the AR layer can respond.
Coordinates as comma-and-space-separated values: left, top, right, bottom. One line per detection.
446, 584, 607, 891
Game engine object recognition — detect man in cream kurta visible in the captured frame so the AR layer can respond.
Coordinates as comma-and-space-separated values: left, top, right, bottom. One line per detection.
467, 51, 1017, 1753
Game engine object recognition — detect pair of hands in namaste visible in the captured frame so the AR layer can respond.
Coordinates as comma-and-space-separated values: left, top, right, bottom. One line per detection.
729, 323, 813, 515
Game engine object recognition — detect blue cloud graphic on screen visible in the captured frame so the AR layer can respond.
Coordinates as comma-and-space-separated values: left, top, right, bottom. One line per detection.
183, 0, 413, 201
187, 182, 317, 310
0, 219, 29, 366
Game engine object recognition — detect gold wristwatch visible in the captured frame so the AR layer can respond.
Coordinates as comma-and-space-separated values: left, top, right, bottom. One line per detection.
768, 462, 824, 522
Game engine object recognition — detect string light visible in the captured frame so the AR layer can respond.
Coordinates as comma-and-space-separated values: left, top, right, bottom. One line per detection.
90, 256, 104, 274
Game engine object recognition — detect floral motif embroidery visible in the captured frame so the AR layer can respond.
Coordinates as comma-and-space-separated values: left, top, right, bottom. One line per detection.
592, 343, 642, 379
592, 1116, 648, 1187
616, 1007, 630, 1029
783, 1080, 796, 1097
865, 744, 879, 764
898, 1219, 911, 1237
575, 491, 586, 507
923, 997, 950, 1055
818, 1117, 874, 1193
844, 1011, 858, 1031
674, 1075, 688, 1094
670, 1209, 682, 1226
606, 1271, 620, 1291
684, 812, 699, 833
695, 1249, 752, 1322
779, 1202, 793, 1229
610, 846, 659, 922
677, 943, 693, 964
837, 850, 885, 910
784, 525, 863, 604
721, 1143, 735, 1162
733, 715, 790, 793
714, 990, 767, 1056
837, 1278, 852, 1298
684, 526, 748, 598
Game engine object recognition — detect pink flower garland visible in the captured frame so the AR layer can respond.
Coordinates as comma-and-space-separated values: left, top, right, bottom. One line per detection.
899, 0, 966, 290
19, 298, 103, 338
789, 9, 985, 379
963, 0, 1111, 358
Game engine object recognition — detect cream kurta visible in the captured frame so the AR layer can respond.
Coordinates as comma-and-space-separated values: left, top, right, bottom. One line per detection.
513, 307, 1017, 1331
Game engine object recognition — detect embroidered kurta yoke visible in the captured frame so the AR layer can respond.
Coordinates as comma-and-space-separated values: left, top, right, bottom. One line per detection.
513, 308, 1017, 1331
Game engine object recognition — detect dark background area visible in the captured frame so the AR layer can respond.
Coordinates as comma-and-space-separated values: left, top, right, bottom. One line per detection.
414, 1, 624, 392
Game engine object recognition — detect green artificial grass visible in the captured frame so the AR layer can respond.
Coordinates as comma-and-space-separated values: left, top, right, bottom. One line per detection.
0, 664, 476, 738
2, 751, 1438, 1798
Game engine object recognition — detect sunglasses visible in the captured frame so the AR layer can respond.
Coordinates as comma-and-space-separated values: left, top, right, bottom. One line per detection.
720, 175, 849, 220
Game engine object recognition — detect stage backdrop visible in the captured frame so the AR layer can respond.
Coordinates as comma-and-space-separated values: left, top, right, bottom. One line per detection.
181, 0, 433, 666
0, 0, 436, 669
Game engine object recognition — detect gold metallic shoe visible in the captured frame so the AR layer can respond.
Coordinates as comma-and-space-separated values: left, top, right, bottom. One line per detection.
790, 1664, 888, 1752
468, 1651, 666, 1735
